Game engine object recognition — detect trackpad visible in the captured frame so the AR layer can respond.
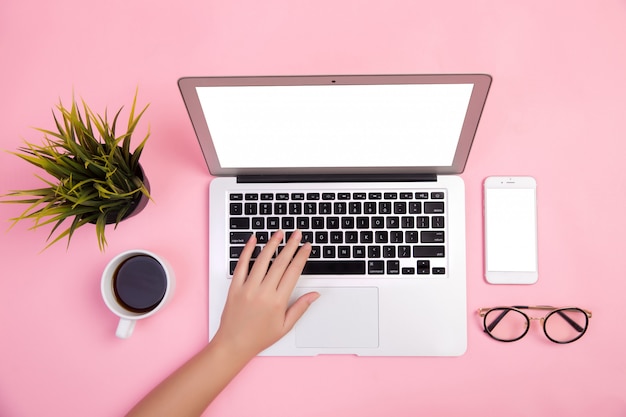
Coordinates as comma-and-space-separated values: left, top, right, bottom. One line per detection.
293, 287, 379, 348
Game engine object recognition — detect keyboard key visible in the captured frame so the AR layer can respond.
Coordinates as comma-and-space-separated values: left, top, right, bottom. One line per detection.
256, 232, 269, 243
368, 246, 381, 258
433, 216, 445, 228
315, 231, 329, 243
406, 231, 419, 243
312, 217, 324, 229
230, 231, 253, 244
230, 193, 243, 201
368, 261, 385, 274
356, 217, 369, 228
230, 217, 249, 229
409, 202, 422, 214
330, 231, 343, 243
417, 260, 430, 274
360, 231, 373, 243
413, 246, 445, 258
334, 202, 347, 214
364, 202, 377, 214
289, 202, 302, 214
416, 216, 429, 228
259, 203, 272, 215
251, 217, 265, 229
393, 202, 407, 214
349, 202, 362, 214
302, 261, 366, 275
338, 246, 351, 258
353, 246, 366, 258
372, 217, 384, 228
320, 203, 332, 214
230, 203, 242, 215
323, 246, 336, 258
304, 202, 317, 214
341, 217, 355, 229
375, 230, 388, 243
398, 246, 411, 258
387, 260, 400, 274
421, 231, 445, 243
345, 231, 358, 243
326, 217, 340, 229
274, 203, 287, 214
390, 231, 403, 243
244, 203, 257, 215
297, 217, 310, 229
310, 246, 321, 258
424, 202, 445, 214
383, 246, 396, 258
267, 217, 280, 229
386, 217, 400, 229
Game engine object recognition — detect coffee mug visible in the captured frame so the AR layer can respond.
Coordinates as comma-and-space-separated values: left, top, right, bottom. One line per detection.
101, 249, 175, 339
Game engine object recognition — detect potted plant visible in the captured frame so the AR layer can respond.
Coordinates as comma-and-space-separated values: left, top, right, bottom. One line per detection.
1, 90, 151, 251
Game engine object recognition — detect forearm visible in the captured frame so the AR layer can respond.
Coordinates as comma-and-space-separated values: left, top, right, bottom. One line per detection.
126, 340, 252, 417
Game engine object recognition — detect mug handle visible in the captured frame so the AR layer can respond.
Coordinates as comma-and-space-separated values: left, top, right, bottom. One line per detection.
116, 318, 136, 339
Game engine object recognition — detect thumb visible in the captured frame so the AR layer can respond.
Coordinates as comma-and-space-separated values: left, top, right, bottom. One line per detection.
283, 292, 320, 332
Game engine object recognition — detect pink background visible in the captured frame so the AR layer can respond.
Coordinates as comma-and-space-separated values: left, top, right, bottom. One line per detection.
1, 1, 626, 416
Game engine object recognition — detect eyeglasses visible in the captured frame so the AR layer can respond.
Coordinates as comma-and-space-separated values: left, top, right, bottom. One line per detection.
477, 306, 592, 344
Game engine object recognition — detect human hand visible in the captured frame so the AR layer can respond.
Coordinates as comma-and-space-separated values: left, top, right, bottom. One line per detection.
212, 230, 319, 360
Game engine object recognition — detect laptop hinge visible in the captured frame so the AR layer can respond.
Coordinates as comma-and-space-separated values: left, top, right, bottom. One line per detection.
236, 174, 438, 183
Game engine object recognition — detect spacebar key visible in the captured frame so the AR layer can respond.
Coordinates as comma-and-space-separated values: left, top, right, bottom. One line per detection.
302, 261, 366, 275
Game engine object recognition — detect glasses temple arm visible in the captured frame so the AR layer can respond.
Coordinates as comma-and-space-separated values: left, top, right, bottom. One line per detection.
486, 309, 513, 332
555, 310, 585, 332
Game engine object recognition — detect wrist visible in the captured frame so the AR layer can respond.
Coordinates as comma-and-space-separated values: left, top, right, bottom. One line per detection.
208, 331, 258, 367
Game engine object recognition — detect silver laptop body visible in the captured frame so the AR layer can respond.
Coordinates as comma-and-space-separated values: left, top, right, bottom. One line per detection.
179, 74, 491, 356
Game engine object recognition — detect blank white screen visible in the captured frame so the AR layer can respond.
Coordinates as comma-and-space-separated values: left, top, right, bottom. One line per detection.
197, 83, 474, 169
485, 188, 537, 272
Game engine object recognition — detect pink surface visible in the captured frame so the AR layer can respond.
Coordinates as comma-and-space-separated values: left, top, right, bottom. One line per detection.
1, 1, 626, 415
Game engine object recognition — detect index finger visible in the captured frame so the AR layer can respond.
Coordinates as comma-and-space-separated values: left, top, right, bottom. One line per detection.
276, 242, 312, 297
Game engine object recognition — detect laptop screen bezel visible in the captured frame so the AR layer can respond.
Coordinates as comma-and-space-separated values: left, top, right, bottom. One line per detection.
178, 74, 492, 177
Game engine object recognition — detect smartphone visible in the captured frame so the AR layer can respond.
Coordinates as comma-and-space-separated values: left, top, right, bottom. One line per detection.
484, 176, 538, 284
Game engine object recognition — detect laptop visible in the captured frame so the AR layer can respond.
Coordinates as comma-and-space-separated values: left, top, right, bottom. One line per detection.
178, 74, 491, 356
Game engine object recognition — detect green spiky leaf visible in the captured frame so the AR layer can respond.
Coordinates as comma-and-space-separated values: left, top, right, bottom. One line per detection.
1, 90, 151, 251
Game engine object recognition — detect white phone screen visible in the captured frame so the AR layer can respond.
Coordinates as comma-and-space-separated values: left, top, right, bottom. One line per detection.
485, 187, 537, 273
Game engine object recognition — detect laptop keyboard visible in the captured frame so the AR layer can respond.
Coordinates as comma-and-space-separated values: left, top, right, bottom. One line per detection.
228, 189, 447, 277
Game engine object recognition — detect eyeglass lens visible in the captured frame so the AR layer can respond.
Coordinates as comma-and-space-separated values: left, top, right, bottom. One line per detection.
484, 307, 588, 343
543, 308, 588, 343
484, 308, 528, 342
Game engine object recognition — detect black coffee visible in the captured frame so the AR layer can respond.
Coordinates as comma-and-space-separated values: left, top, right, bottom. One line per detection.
113, 255, 167, 313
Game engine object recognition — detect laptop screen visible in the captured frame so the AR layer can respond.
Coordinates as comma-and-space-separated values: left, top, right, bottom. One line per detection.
179, 74, 492, 176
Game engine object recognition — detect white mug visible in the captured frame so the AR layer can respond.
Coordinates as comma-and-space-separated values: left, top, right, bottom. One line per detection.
101, 249, 175, 339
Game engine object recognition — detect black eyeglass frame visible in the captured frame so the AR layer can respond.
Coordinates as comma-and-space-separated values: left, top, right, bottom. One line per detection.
477, 305, 593, 344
